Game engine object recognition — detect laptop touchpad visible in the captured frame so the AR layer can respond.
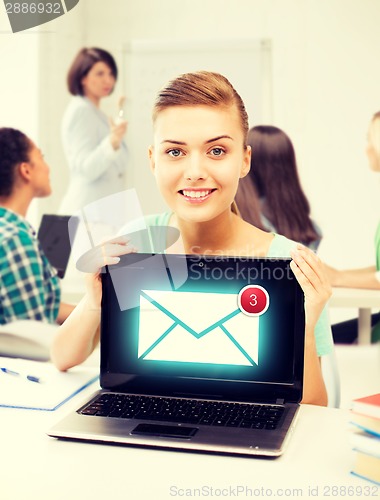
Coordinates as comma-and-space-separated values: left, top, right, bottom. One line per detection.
131, 423, 198, 439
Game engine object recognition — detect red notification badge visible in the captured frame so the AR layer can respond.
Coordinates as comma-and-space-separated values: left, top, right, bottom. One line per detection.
238, 285, 269, 317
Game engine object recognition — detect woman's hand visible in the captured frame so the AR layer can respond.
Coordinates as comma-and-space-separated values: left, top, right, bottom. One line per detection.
290, 244, 332, 332
109, 118, 127, 150
76, 235, 137, 274
82, 235, 138, 309
290, 244, 331, 406
51, 236, 137, 371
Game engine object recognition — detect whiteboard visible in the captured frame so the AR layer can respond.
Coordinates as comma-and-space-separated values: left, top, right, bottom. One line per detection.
123, 38, 272, 214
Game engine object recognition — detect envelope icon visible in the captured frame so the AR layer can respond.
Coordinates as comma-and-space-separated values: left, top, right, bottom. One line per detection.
138, 290, 259, 366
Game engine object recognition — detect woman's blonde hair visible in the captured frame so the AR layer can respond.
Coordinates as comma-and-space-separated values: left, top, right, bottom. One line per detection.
152, 71, 249, 215
152, 71, 249, 142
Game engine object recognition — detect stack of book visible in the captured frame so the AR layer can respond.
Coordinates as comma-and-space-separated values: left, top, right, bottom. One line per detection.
350, 393, 380, 485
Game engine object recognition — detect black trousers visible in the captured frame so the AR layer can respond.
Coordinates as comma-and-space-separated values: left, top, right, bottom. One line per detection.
332, 312, 380, 344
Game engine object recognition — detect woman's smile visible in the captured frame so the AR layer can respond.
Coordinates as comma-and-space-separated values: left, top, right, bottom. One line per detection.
179, 188, 217, 203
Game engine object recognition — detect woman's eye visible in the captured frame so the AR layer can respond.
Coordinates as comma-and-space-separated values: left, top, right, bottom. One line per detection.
210, 147, 225, 156
167, 149, 183, 157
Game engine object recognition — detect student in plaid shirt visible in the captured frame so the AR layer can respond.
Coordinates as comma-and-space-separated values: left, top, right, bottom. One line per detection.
0, 128, 74, 325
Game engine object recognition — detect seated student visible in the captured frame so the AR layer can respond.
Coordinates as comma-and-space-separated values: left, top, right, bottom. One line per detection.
235, 125, 322, 251
325, 111, 380, 343
51, 71, 333, 406
0, 128, 74, 325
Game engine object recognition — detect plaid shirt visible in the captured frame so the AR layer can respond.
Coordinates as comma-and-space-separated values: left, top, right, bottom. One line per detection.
0, 207, 61, 325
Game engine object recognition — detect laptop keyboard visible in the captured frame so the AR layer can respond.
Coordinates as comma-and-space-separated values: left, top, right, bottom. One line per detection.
79, 393, 285, 430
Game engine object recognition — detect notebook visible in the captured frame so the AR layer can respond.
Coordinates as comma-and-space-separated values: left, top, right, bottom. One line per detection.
38, 214, 79, 279
48, 253, 305, 457
0, 356, 99, 411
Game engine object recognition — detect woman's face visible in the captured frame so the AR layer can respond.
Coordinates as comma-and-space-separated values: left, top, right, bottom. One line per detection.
149, 104, 250, 224
366, 119, 380, 172
81, 61, 115, 103
26, 142, 52, 197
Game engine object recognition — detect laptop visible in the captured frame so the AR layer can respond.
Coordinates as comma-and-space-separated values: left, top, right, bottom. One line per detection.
48, 253, 305, 457
38, 214, 79, 279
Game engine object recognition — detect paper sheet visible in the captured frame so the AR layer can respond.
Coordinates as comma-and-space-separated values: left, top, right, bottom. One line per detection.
0, 357, 99, 411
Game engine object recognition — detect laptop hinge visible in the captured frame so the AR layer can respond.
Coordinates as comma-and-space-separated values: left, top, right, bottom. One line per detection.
276, 398, 285, 405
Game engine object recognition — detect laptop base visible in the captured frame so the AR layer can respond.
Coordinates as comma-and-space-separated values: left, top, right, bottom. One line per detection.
48, 391, 300, 458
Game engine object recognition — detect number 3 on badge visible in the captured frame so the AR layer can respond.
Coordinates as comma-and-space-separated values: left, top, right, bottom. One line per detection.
238, 285, 269, 317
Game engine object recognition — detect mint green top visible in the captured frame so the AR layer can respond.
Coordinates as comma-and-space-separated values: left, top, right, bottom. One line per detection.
375, 222, 380, 271
126, 212, 333, 357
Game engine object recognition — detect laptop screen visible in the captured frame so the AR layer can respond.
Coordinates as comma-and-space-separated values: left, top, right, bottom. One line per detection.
101, 254, 305, 403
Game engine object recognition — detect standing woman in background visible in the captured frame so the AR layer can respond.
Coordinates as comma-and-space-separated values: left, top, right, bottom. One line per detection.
59, 47, 128, 214
235, 125, 322, 251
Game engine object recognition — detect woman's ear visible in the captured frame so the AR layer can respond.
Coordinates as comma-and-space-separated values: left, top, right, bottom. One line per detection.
148, 145, 155, 174
240, 145, 251, 179
18, 162, 32, 182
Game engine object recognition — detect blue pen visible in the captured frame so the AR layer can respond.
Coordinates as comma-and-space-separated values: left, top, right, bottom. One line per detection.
1, 367, 43, 383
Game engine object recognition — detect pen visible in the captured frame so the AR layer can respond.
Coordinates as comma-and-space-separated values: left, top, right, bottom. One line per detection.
116, 95, 126, 123
1, 367, 43, 383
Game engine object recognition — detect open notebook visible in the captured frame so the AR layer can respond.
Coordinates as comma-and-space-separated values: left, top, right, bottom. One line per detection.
0, 357, 99, 411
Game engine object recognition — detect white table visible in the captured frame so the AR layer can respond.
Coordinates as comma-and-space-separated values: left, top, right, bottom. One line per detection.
0, 398, 373, 500
1, 346, 379, 499
330, 287, 380, 344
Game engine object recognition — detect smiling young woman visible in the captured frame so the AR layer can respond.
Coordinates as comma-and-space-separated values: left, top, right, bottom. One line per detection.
51, 71, 333, 406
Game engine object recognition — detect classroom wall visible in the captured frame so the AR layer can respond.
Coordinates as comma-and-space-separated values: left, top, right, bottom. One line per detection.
35, 3, 86, 223
1, 0, 379, 275
0, 2, 86, 225
0, 18, 40, 224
